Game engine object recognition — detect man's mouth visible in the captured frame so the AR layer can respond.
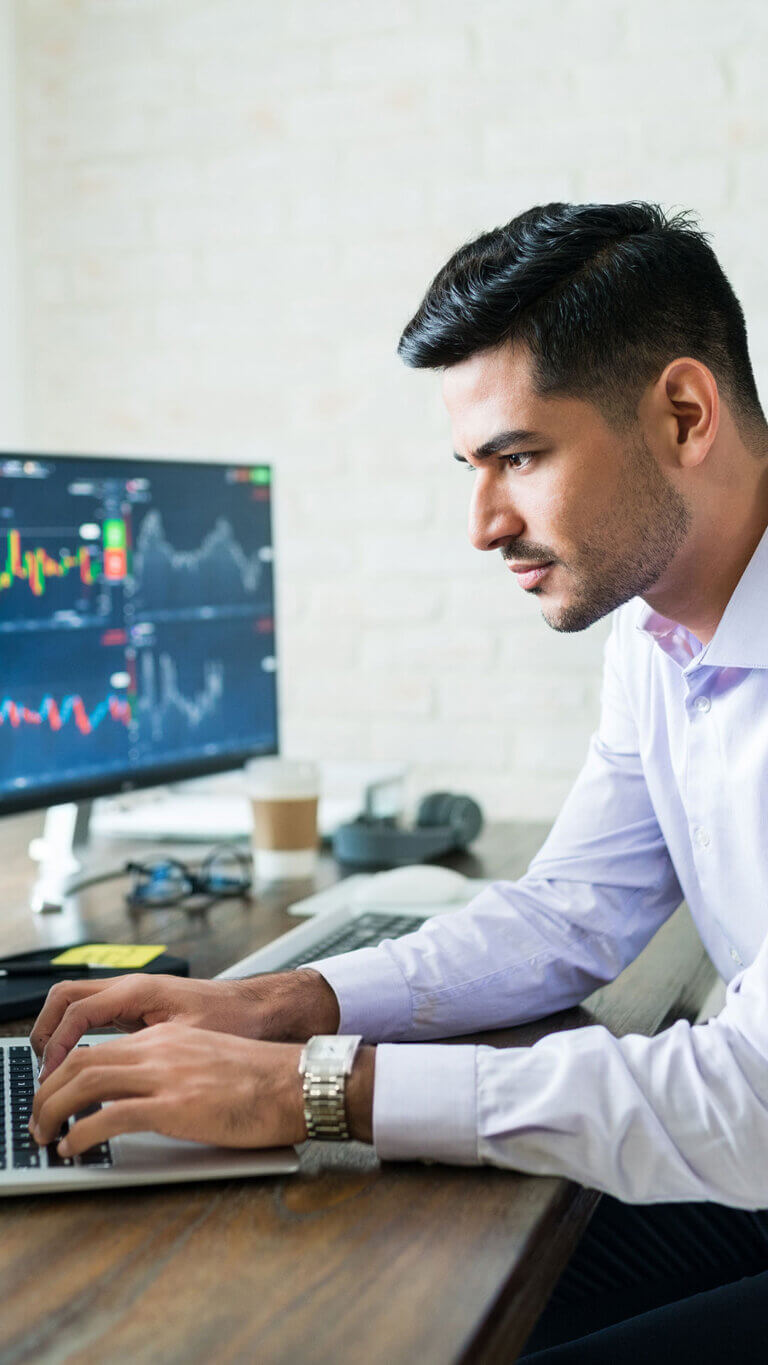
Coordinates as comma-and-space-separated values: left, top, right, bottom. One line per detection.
507, 561, 554, 590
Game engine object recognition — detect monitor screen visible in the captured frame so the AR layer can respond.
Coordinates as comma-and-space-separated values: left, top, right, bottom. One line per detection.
0, 453, 278, 814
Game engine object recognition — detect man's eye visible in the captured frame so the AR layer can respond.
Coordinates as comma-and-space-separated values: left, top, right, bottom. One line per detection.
458, 452, 537, 473
504, 452, 536, 471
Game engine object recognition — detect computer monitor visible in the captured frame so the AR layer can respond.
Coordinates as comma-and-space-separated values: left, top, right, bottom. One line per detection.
0, 452, 278, 905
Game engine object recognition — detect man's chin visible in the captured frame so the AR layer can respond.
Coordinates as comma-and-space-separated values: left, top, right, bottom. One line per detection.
539, 593, 612, 634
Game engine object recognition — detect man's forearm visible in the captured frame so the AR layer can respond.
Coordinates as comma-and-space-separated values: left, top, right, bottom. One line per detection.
239, 967, 341, 1040
289, 968, 342, 1036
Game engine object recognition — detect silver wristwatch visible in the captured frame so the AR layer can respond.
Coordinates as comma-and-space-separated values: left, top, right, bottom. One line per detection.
299, 1034, 363, 1140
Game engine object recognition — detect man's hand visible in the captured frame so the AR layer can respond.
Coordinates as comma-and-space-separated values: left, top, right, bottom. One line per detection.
29, 1024, 375, 1154
30, 969, 340, 1081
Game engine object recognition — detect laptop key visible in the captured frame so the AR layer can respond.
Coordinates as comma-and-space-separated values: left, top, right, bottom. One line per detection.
47, 1122, 74, 1168
79, 1143, 113, 1167
72, 1103, 114, 1167
13, 1149, 41, 1168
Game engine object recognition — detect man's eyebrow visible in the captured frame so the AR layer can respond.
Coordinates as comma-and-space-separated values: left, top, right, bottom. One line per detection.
452, 428, 545, 463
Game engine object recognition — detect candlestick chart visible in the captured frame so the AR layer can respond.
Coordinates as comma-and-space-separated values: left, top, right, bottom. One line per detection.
0, 524, 108, 626
0, 527, 97, 596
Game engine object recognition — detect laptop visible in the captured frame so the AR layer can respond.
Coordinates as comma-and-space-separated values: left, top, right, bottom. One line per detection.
0, 1037, 298, 1196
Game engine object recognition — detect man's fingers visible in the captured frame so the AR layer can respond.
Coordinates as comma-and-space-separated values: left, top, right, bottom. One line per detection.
59, 1099, 159, 1157
32, 1063, 153, 1145
33, 1035, 149, 1122
30, 979, 120, 1059
38, 976, 158, 1077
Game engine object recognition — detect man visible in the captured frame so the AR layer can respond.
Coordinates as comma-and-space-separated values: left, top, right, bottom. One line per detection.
28, 203, 768, 1358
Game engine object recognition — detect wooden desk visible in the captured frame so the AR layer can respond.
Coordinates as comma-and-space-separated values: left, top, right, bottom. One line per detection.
0, 812, 715, 1364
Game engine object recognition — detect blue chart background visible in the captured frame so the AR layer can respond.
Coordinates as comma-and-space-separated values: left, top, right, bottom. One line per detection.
131, 616, 277, 765
0, 456, 278, 805
0, 627, 130, 788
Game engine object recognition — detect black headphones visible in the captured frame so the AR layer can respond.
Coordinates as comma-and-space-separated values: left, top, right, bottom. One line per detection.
332, 791, 483, 869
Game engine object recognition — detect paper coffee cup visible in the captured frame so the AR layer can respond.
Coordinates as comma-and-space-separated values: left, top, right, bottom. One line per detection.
245, 758, 319, 883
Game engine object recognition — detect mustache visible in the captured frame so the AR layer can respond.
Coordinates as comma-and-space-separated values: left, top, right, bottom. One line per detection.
500, 543, 557, 564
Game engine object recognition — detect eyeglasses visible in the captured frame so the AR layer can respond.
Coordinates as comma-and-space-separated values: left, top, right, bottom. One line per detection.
124, 845, 252, 911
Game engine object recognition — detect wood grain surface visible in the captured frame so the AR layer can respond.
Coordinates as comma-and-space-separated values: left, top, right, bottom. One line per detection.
0, 811, 715, 1364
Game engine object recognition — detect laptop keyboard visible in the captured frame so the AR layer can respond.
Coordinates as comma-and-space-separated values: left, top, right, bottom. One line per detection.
277, 911, 427, 971
1, 1044, 113, 1173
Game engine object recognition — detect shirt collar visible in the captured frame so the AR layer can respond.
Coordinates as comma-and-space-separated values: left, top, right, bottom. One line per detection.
636, 522, 768, 671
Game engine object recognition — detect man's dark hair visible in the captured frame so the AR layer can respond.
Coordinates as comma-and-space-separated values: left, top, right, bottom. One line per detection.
398, 201, 765, 433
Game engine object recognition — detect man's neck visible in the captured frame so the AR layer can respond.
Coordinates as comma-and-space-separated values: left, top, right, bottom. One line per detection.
642, 481, 768, 647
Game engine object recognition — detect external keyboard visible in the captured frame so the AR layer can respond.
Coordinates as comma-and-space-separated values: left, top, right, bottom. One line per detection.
277, 911, 428, 971
0, 1044, 113, 1173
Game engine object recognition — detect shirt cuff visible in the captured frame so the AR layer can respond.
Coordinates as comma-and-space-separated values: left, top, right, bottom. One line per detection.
372, 1043, 479, 1165
306, 946, 414, 1040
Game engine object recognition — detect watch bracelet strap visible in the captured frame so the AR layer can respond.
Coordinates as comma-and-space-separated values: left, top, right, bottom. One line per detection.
302, 1073, 349, 1140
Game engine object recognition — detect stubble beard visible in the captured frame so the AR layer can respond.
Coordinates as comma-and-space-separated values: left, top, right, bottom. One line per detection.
536, 435, 692, 633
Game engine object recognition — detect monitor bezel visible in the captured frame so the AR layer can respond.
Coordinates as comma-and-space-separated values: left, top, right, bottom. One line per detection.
0, 450, 279, 817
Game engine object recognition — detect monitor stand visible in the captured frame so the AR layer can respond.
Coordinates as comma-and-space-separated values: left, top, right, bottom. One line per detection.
28, 802, 123, 913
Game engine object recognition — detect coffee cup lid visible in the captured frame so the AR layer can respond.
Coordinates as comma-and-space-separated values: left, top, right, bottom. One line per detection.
245, 757, 319, 799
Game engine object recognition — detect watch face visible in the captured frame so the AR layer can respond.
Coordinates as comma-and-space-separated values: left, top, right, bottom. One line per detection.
325, 1039, 348, 1060
302, 1035, 361, 1073
306, 1036, 345, 1062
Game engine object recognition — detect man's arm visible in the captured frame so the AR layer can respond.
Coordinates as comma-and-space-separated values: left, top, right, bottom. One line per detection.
311, 615, 683, 1043
369, 928, 768, 1208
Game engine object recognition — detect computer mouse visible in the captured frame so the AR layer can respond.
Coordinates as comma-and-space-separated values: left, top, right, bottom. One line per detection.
352, 863, 472, 909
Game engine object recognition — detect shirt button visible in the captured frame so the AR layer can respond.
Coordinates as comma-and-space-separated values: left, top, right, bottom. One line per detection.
694, 696, 711, 713
694, 827, 710, 849
730, 947, 743, 965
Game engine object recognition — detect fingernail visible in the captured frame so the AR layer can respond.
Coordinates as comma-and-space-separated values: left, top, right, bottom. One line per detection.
57, 1138, 70, 1157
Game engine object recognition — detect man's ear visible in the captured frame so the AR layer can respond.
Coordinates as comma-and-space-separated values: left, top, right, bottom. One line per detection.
653, 357, 720, 469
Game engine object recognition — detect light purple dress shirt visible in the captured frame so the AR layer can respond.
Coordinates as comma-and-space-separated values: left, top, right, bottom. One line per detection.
312, 525, 768, 1207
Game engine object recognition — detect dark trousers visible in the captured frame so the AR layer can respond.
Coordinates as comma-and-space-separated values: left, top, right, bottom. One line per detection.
519, 1196, 768, 1363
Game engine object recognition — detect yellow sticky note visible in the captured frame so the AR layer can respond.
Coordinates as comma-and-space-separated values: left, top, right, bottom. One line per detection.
50, 944, 166, 969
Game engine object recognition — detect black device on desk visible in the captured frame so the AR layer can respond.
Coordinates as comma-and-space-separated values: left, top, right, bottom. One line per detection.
0, 451, 279, 909
0, 943, 189, 1023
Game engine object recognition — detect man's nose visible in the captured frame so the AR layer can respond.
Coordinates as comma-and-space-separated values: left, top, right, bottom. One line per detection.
468, 476, 524, 552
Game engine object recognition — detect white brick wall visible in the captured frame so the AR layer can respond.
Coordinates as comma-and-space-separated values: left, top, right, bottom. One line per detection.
11, 0, 768, 819
0, 3, 21, 443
